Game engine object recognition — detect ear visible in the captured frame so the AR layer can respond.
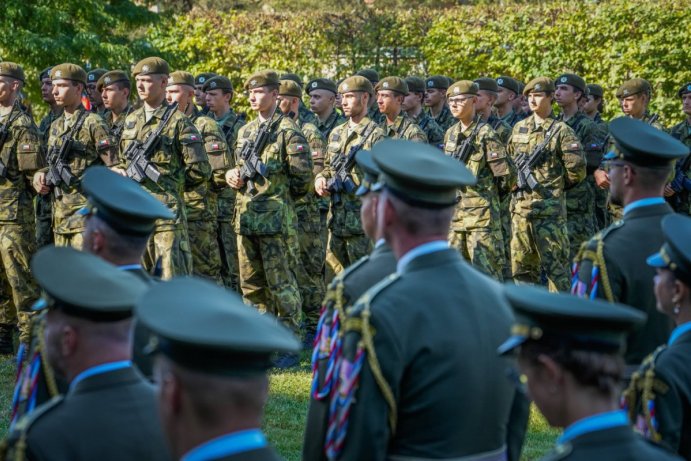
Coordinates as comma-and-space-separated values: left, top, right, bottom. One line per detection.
91, 228, 105, 253
674, 278, 689, 304
61, 324, 79, 357
536, 353, 565, 390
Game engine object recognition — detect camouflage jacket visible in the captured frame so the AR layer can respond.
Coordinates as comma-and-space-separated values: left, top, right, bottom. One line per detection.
233, 113, 313, 236
296, 121, 325, 232
213, 109, 245, 222
316, 109, 346, 140
410, 110, 445, 148
427, 104, 455, 131
380, 113, 427, 142
299, 102, 320, 126
0, 109, 43, 224
119, 103, 210, 231
487, 114, 512, 145
367, 104, 385, 124
508, 114, 586, 218
188, 110, 231, 222
38, 110, 62, 147
670, 119, 691, 215
103, 105, 133, 144
498, 109, 527, 128
444, 119, 515, 231
318, 117, 385, 237
48, 107, 118, 234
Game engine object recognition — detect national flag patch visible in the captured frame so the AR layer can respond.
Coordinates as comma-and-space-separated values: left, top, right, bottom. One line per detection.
296, 144, 305, 151
21, 144, 32, 151
190, 135, 199, 142
98, 139, 110, 147
490, 152, 499, 158
211, 143, 220, 150
570, 143, 580, 149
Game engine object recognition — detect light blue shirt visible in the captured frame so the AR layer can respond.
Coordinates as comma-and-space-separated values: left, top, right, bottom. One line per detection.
669, 321, 691, 346
623, 197, 665, 216
375, 238, 386, 249
182, 429, 267, 461
118, 264, 143, 271
396, 240, 449, 274
557, 410, 629, 445
70, 360, 132, 391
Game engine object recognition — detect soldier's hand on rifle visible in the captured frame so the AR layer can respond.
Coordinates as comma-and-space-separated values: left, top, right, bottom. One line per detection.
664, 184, 676, 197
593, 168, 610, 189
110, 167, 127, 177
225, 168, 244, 190
32, 172, 50, 195
315, 177, 330, 197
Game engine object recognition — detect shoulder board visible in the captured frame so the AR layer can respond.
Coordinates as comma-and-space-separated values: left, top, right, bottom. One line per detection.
338, 254, 370, 282
541, 443, 573, 461
346, 272, 400, 319
584, 220, 624, 251
12, 395, 64, 434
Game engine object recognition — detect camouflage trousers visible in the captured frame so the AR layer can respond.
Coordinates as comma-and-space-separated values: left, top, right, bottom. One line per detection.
448, 227, 505, 281
510, 213, 570, 293
325, 233, 372, 282
297, 229, 326, 333
237, 233, 302, 334
53, 232, 84, 250
500, 195, 513, 280
593, 177, 609, 231
188, 219, 222, 284
144, 228, 192, 280
566, 180, 596, 262
218, 220, 239, 291
35, 195, 53, 248
0, 223, 39, 342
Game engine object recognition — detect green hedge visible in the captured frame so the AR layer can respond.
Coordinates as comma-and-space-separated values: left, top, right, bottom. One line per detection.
151, 0, 690, 123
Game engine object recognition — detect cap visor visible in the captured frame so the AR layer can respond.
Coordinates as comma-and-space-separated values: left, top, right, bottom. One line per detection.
497, 335, 527, 356
646, 252, 668, 268
77, 207, 89, 216
31, 298, 48, 312
603, 151, 617, 161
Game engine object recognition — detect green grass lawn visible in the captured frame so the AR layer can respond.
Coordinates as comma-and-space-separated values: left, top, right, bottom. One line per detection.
0, 352, 559, 460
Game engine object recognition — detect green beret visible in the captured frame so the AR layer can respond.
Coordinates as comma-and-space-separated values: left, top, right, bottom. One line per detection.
50, 63, 87, 85
375, 76, 409, 96
79, 166, 174, 236
603, 117, 689, 167
279, 79, 302, 98
31, 246, 148, 322
0, 62, 25, 83
355, 150, 382, 197
446, 80, 479, 98
280, 72, 303, 87
497, 284, 646, 356
523, 77, 555, 95
647, 214, 691, 286
616, 78, 651, 99
96, 70, 130, 92
202, 76, 233, 93
496, 76, 520, 94
372, 139, 475, 207
338, 75, 374, 96
39, 67, 52, 81
474, 77, 499, 93
87, 68, 107, 85
356, 68, 380, 84
167, 70, 195, 88
555, 73, 586, 94
587, 83, 604, 98
132, 57, 170, 77
306, 78, 337, 95
678, 82, 691, 98
404, 76, 425, 94
425, 75, 449, 90
195, 72, 217, 86
244, 70, 280, 90
136, 277, 300, 376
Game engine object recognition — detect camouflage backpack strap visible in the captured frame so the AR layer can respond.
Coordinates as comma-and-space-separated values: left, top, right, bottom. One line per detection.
311, 254, 370, 400
2, 395, 64, 461
324, 272, 401, 460
571, 220, 624, 301
623, 345, 669, 442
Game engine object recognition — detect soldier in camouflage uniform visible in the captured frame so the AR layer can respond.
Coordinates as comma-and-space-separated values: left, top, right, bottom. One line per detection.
667, 83, 691, 216
307, 78, 345, 140
507, 77, 586, 292
315, 76, 385, 280
97, 70, 132, 143
0, 63, 41, 348
356, 68, 384, 124
194, 72, 217, 115
166, 71, 223, 283
495, 76, 526, 127
554, 73, 608, 260
35, 67, 60, 249
280, 72, 320, 127
583, 83, 607, 126
403, 76, 445, 148
32, 63, 118, 250
85, 69, 107, 115
424, 75, 455, 132
117, 57, 211, 279
278, 79, 325, 343
375, 77, 427, 142
444, 80, 515, 280
583, 83, 610, 230
225, 71, 313, 353
203, 75, 245, 290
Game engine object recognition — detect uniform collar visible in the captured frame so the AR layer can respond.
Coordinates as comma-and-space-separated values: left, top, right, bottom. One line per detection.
623, 197, 665, 216
374, 238, 386, 248
181, 429, 267, 461
669, 321, 691, 346
69, 360, 132, 391
557, 410, 629, 445
396, 240, 449, 274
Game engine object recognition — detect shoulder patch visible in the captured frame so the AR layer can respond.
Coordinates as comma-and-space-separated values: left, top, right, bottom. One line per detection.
346, 272, 401, 318
338, 254, 371, 282
519, 126, 529, 134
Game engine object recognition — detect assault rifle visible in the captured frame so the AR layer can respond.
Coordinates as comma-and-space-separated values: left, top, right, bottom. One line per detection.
238, 107, 276, 195
327, 122, 376, 205
45, 110, 88, 197
514, 120, 558, 191
110, 106, 132, 144
451, 116, 484, 164
0, 102, 22, 178
124, 102, 178, 183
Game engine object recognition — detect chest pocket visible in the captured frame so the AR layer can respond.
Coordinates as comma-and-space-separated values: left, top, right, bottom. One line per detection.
511, 134, 531, 155
205, 141, 229, 171
16, 143, 43, 172
152, 135, 175, 166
